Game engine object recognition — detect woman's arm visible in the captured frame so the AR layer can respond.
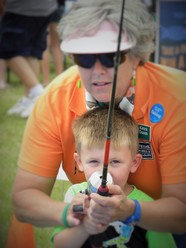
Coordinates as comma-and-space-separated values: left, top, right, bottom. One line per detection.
89, 183, 186, 233
12, 168, 80, 227
140, 183, 186, 233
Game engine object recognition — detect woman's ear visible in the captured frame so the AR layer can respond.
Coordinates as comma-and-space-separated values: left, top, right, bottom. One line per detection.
74, 152, 84, 172
130, 153, 142, 173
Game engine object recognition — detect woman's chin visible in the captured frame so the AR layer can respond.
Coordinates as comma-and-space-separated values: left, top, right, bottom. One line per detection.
94, 95, 123, 105
93, 94, 111, 103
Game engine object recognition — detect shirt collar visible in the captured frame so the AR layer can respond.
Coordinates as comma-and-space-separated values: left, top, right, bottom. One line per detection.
133, 65, 150, 120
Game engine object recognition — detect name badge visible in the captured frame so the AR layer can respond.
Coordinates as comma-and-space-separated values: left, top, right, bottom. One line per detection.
138, 124, 151, 141
138, 142, 153, 160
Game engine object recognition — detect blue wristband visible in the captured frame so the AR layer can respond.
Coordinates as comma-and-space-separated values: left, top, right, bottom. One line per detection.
124, 199, 141, 224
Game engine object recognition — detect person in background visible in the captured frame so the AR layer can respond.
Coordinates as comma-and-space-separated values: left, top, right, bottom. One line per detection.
51, 107, 176, 248
0, 0, 9, 90
41, 0, 65, 86
0, 59, 9, 89
64, 0, 77, 13
0, 0, 58, 118
10, 1, 186, 247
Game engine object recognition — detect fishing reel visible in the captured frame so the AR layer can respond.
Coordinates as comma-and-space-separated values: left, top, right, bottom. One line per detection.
73, 171, 113, 212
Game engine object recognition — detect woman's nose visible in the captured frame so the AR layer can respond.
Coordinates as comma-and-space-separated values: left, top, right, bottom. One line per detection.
92, 59, 107, 73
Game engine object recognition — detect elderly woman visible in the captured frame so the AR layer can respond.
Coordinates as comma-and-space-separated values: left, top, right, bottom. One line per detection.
11, 0, 186, 247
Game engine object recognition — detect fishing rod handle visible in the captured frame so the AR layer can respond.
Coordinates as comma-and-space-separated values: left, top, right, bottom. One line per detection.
72, 171, 113, 213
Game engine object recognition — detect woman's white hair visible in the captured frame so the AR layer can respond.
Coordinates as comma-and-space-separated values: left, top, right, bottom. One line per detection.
58, 0, 156, 63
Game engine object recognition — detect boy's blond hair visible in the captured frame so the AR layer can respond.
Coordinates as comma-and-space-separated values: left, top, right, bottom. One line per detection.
73, 107, 139, 157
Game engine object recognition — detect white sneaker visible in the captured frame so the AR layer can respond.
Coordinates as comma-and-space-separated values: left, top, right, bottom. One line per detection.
0, 80, 9, 89
20, 86, 44, 118
7, 97, 32, 116
20, 99, 36, 118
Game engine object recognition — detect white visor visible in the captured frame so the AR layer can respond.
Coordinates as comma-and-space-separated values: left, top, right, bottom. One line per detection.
61, 21, 133, 54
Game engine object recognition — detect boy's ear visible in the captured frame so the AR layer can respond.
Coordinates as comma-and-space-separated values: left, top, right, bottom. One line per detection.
74, 152, 84, 172
130, 153, 142, 173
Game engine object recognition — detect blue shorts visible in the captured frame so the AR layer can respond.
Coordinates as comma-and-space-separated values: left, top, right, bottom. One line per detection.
50, 6, 64, 23
0, 12, 54, 59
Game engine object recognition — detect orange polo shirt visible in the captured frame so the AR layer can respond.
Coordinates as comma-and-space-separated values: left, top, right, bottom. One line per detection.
18, 62, 186, 199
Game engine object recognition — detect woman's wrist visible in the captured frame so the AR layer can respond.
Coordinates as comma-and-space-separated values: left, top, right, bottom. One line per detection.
126, 198, 136, 216
124, 199, 141, 224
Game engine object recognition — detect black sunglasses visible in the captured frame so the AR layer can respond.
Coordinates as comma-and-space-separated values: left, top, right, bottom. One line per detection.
72, 50, 129, 69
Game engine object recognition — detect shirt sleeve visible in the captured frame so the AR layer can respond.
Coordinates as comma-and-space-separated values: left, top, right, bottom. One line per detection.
18, 89, 63, 177
159, 102, 186, 184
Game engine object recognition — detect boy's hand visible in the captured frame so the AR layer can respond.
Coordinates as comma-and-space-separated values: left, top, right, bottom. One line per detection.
83, 214, 108, 235
66, 193, 90, 226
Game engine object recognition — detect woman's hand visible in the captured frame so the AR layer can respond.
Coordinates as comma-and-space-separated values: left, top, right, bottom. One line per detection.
89, 184, 134, 225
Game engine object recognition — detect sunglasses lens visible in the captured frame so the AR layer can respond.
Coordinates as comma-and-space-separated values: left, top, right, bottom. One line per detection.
99, 53, 115, 68
73, 50, 128, 68
73, 54, 96, 68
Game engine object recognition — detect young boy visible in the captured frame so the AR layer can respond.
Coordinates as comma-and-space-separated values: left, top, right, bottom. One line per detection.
51, 107, 176, 248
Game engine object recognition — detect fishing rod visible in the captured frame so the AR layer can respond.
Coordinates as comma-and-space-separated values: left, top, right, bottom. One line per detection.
72, 0, 126, 210
97, 0, 125, 196
72, 0, 125, 244
73, 0, 125, 208
90, 0, 126, 247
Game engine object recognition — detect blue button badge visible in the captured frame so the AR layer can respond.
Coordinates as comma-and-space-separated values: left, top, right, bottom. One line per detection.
150, 104, 164, 123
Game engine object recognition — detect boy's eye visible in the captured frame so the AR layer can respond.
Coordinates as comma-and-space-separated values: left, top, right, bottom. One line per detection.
112, 160, 120, 163
90, 160, 98, 163
110, 160, 120, 166
89, 160, 99, 164
88, 160, 100, 168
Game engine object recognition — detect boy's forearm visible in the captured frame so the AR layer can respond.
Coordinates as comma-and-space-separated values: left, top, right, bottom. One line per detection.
54, 224, 89, 248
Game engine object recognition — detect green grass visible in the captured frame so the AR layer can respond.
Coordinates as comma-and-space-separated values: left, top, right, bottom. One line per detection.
0, 67, 72, 247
